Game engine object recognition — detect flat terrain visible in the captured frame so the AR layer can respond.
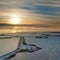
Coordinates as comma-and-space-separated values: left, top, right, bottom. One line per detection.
0, 32, 60, 60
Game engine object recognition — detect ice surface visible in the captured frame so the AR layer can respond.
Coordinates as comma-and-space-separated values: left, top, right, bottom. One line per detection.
0, 32, 60, 60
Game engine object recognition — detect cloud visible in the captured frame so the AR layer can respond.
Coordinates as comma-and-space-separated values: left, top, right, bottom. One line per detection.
0, 0, 60, 32
0, 0, 60, 21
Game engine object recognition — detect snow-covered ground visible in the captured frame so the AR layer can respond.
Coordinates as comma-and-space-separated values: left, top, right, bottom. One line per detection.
0, 32, 60, 60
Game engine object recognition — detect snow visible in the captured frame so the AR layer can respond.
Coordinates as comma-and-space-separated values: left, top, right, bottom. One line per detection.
0, 32, 60, 60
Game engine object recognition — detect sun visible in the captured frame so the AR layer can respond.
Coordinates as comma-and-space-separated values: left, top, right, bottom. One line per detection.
11, 17, 19, 24
9, 14, 22, 24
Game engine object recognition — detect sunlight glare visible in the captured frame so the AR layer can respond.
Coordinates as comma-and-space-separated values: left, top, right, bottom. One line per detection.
11, 17, 19, 24
10, 14, 21, 24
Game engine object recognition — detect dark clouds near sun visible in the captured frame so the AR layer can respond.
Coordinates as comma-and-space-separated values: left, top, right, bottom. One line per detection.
0, 0, 60, 31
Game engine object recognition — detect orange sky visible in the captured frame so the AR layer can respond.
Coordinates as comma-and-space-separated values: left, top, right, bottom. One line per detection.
0, 0, 60, 33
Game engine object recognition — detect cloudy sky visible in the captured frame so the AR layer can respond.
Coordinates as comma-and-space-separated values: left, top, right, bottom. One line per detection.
0, 0, 60, 33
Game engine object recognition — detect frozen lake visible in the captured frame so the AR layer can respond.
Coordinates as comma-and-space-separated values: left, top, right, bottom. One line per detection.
0, 32, 60, 60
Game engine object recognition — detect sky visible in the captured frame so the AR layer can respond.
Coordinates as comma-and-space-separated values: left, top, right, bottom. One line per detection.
0, 0, 60, 33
